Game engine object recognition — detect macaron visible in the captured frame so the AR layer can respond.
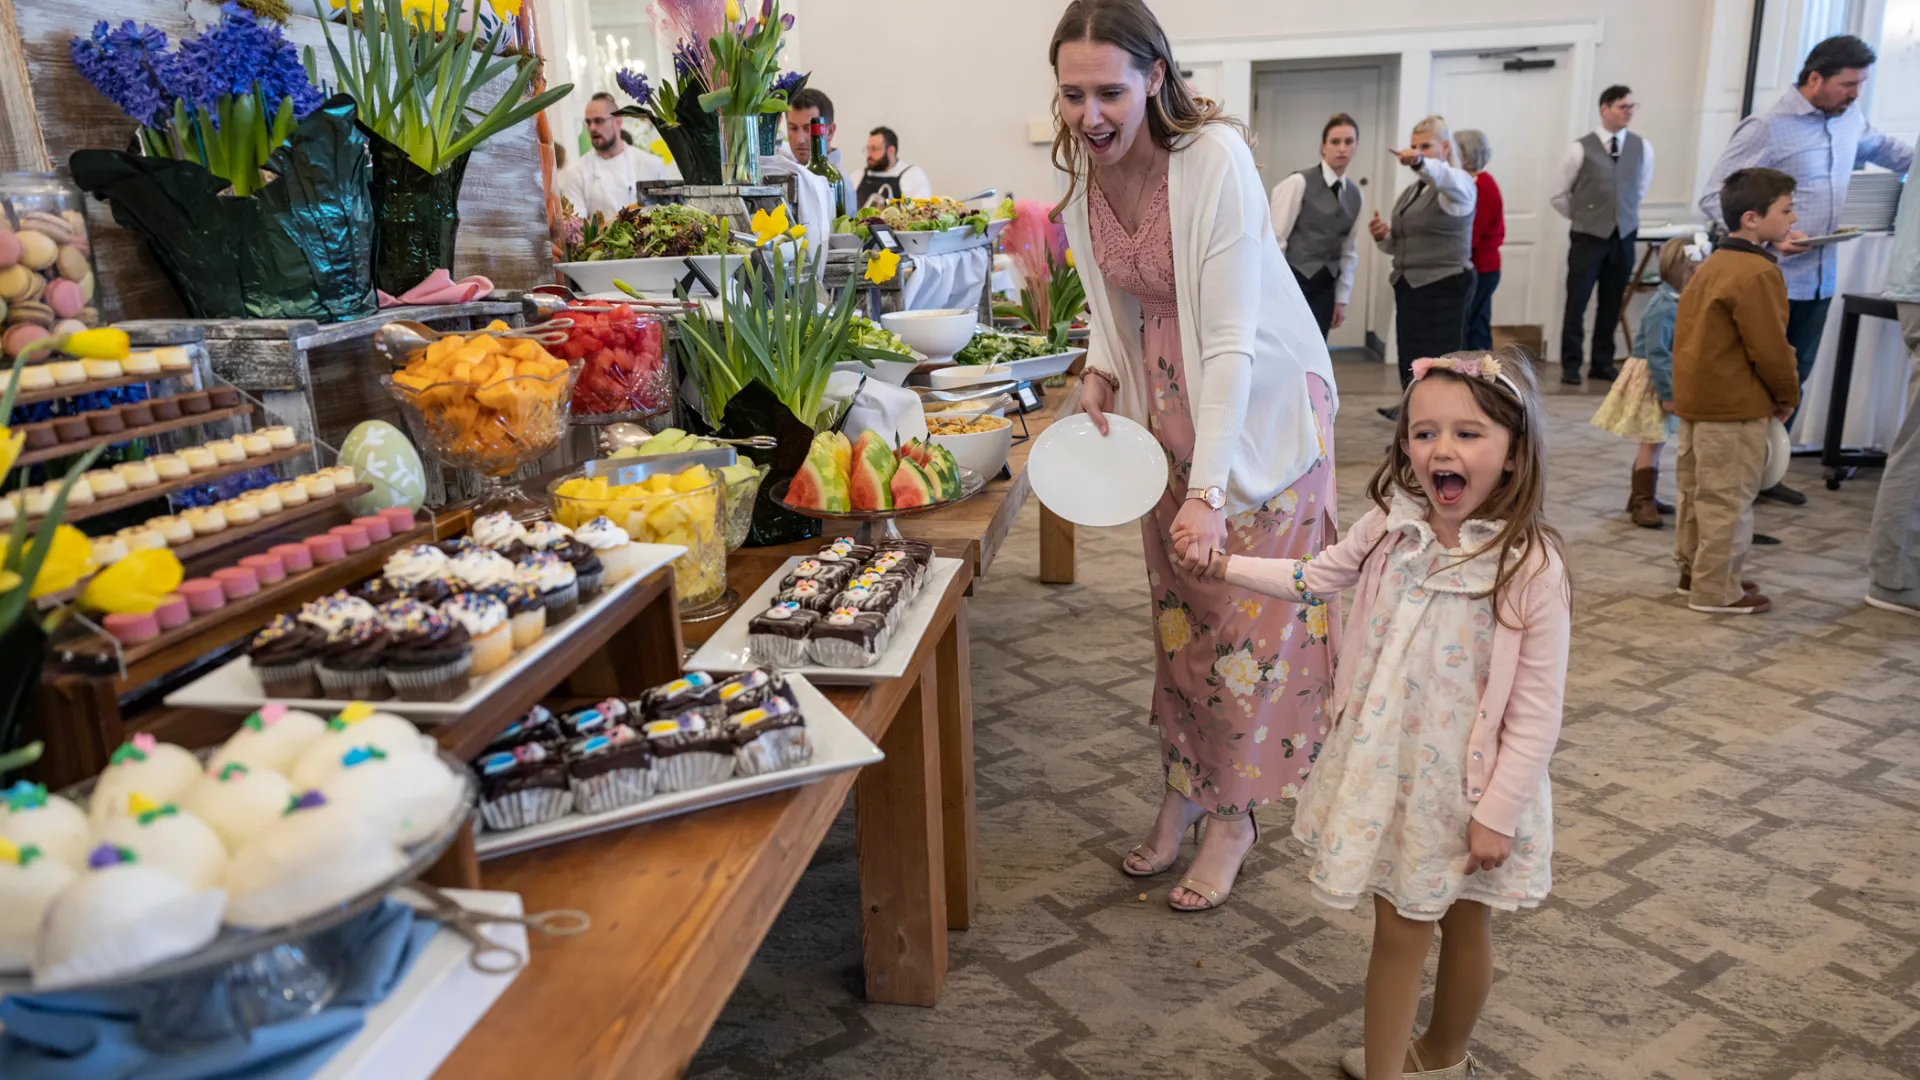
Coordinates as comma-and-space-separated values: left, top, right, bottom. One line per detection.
238, 553, 286, 585
350, 516, 392, 543
152, 594, 191, 629
328, 524, 371, 553
45, 278, 83, 319
18, 212, 74, 244
103, 611, 160, 644
50, 319, 87, 339
16, 229, 56, 271
303, 533, 346, 563
269, 543, 314, 573
1, 323, 46, 358
56, 245, 90, 283
211, 566, 259, 598
178, 578, 227, 614
0, 227, 20, 268
6, 300, 54, 328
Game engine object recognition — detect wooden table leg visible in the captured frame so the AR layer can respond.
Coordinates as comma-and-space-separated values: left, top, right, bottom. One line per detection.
856, 661, 948, 1005
935, 601, 976, 931
1039, 503, 1077, 585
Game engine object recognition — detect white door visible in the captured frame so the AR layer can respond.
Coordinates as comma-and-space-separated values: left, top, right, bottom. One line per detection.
1427, 49, 1575, 337
1251, 64, 1385, 351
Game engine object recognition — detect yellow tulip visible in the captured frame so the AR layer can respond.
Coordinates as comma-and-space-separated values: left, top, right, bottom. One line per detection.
649, 137, 674, 166
80, 548, 185, 615
61, 328, 129, 361
1065, 248, 1075, 269
725, 0, 741, 23
0, 426, 22, 478
864, 248, 901, 285
0, 570, 20, 595
29, 525, 94, 599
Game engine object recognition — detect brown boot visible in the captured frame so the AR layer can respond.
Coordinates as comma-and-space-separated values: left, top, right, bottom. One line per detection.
1629, 468, 1662, 528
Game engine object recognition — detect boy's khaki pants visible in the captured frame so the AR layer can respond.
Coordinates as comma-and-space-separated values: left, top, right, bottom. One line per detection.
1674, 418, 1769, 607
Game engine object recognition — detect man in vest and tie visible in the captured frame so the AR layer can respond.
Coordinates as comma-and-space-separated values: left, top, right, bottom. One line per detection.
1552, 84, 1654, 386
1369, 114, 1478, 419
1270, 113, 1366, 339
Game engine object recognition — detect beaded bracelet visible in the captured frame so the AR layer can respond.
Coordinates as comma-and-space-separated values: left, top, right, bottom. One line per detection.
1292, 556, 1323, 607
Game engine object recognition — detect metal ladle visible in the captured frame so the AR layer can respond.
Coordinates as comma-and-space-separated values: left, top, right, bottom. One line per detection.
529, 285, 701, 318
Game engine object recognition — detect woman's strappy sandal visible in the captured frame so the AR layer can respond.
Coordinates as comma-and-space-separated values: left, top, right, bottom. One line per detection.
1168, 810, 1258, 911
1122, 819, 1201, 878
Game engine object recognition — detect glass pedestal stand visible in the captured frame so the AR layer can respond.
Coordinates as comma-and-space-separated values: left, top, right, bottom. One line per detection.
767, 466, 987, 546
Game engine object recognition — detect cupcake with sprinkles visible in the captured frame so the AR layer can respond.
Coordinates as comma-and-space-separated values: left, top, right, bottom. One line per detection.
471, 511, 527, 553
378, 600, 473, 701
572, 516, 639, 585
247, 614, 326, 697
439, 592, 513, 675
517, 550, 580, 621
298, 592, 378, 635
315, 619, 392, 701
449, 548, 518, 595
492, 582, 548, 649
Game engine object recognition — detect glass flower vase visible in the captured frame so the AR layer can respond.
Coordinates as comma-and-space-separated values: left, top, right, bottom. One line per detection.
717, 111, 766, 186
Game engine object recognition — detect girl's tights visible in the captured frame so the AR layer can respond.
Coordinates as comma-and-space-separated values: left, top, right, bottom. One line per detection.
1363, 896, 1493, 1079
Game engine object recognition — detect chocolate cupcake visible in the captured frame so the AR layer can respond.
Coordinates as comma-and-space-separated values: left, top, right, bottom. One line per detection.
516, 551, 578, 622
354, 576, 412, 606
409, 576, 460, 606
485, 705, 564, 753
565, 725, 654, 814
149, 396, 182, 422
809, 607, 890, 669
248, 613, 325, 697
85, 409, 124, 435
642, 714, 736, 793
713, 668, 800, 716
435, 537, 476, 557
729, 698, 812, 777
489, 582, 547, 650
315, 621, 392, 700
378, 601, 472, 702
550, 538, 604, 599
748, 603, 816, 668
474, 742, 572, 830
635, 671, 719, 720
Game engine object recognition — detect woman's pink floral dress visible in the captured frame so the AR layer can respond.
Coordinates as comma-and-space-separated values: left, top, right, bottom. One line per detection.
1089, 169, 1341, 816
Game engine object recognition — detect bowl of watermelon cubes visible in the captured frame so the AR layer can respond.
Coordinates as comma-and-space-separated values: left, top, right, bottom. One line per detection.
551, 305, 673, 421
772, 429, 984, 539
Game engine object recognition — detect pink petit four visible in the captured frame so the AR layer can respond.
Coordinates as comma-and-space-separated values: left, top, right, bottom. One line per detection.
380, 507, 417, 532
103, 611, 159, 644
152, 594, 190, 629
212, 566, 260, 598
237, 553, 287, 585
269, 542, 313, 573
303, 534, 346, 563
179, 578, 227, 614
328, 524, 370, 552
350, 515, 392, 543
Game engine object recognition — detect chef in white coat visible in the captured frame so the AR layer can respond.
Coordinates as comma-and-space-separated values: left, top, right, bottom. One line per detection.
557, 92, 678, 221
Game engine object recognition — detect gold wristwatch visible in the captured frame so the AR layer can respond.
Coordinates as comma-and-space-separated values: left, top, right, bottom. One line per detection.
1186, 486, 1225, 511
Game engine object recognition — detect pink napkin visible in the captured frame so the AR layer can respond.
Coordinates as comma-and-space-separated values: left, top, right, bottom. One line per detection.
377, 269, 495, 308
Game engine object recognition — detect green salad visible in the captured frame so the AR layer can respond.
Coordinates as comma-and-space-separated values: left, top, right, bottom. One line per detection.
848, 314, 914, 360
954, 329, 1056, 366
835, 196, 1015, 240
568, 203, 733, 262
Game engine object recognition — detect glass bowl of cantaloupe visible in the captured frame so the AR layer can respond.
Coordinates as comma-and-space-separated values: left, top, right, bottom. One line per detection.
548, 463, 728, 612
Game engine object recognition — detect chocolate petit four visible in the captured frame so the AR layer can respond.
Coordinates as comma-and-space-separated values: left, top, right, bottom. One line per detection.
832, 579, 903, 630
747, 603, 817, 668
813, 537, 874, 567
729, 698, 813, 776
560, 697, 632, 738
474, 742, 572, 830
634, 671, 719, 720
873, 538, 935, 568
809, 606, 890, 669
642, 714, 736, 793
485, 705, 564, 753
774, 577, 836, 613
779, 558, 854, 595
565, 725, 654, 813
713, 667, 800, 716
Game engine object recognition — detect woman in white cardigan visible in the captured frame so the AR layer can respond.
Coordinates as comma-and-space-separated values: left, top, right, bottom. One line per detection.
1052, 0, 1340, 912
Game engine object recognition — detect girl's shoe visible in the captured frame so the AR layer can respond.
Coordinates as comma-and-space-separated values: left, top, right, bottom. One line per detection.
1122, 819, 1201, 878
1340, 1045, 1480, 1079
1168, 811, 1257, 911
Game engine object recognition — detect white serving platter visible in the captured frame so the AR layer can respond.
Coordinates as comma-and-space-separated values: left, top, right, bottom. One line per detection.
164, 544, 687, 720
1004, 347, 1084, 382
472, 675, 882, 858
314, 889, 526, 1080
556, 243, 798, 297
686, 555, 963, 684
894, 225, 992, 257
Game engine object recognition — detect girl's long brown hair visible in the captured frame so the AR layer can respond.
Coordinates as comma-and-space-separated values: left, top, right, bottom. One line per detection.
1047, 0, 1250, 216
1364, 347, 1568, 627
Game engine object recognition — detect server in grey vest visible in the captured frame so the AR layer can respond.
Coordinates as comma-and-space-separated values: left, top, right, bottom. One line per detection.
1370, 116, 1477, 401
1271, 114, 1366, 338
1551, 84, 1655, 385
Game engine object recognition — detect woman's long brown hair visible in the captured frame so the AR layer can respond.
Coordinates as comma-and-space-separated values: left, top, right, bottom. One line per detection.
1047, 0, 1251, 216
1363, 347, 1569, 628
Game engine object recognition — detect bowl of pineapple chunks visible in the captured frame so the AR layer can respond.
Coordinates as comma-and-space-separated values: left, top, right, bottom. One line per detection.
605, 428, 768, 551
548, 462, 728, 609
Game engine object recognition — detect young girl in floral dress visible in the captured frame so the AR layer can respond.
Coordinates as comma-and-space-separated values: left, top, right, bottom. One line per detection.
1182, 350, 1570, 1080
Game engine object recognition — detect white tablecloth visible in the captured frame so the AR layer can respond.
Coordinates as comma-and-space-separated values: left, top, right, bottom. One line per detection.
1791, 232, 1911, 449
900, 247, 990, 312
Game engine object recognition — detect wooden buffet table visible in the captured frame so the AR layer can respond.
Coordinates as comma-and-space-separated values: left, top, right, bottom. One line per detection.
439, 376, 1087, 1079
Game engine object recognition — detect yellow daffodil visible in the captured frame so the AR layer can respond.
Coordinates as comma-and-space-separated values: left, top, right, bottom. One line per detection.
0, 426, 22, 478
490, 0, 522, 16
401, 0, 450, 31
649, 137, 674, 166
0, 570, 20, 596
29, 525, 94, 599
61, 328, 129, 361
725, 0, 741, 23
328, 0, 364, 10
80, 548, 184, 615
750, 205, 794, 247
865, 248, 901, 285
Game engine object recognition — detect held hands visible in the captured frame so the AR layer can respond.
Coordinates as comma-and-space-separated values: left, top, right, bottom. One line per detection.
1080, 370, 1114, 436
1170, 500, 1229, 579
1331, 302, 1347, 330
1775, 230, 1812, 257
1390, 147, 1425, 169
1368, 211, 1390, 242
1467, 819, 1511, 873
1773, 403, 1795, 422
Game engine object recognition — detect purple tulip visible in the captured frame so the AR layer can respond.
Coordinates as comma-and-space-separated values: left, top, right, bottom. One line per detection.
781, 12, 794, 29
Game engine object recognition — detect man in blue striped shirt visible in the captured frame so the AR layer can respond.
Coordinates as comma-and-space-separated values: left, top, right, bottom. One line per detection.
1699, 35, 1913, 504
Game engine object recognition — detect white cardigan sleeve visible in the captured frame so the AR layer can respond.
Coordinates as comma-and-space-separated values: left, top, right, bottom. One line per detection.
1186, 142, 1265, 494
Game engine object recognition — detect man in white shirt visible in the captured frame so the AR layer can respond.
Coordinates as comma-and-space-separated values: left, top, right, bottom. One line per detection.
555, 92, 677, 223
1550, 84, 1655, 385
857, 127, 933, 207
1270, 113, 1366, 339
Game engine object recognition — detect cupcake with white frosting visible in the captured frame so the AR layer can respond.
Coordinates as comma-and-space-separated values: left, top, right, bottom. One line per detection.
516, 551, 579, 622
439, 593, 513, 676
573, 516, 638, 586
471, 511, 526, 553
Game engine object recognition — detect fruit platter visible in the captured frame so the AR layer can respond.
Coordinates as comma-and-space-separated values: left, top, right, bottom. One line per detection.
772, 429, 984, 541
601, 428, 769, 551
549, 304, 673, 423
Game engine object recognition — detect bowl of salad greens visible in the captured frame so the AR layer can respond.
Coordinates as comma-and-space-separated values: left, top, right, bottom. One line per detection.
833, 314, 921, 385
835, 197, 1016, 257
558, 203, 788, 297
953, 329, 1085, 381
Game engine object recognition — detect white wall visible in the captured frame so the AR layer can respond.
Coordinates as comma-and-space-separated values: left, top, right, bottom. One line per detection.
791, 0, 1715, 215
1866, 0, 1920, 144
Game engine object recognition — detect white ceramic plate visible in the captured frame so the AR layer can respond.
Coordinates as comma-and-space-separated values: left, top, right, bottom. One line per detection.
1763, 418, 1792, 490
686, 555, 963, 684
163, 544, 687, 719
472, 675, 880, 858
1793, 232, 1866, 248
1029, 413, 1168, 528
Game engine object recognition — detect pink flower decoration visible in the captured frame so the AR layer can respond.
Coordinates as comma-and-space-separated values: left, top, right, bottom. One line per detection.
1410, 357, 1438, 380
260, 703, 287, 725
131, 732, 156, 751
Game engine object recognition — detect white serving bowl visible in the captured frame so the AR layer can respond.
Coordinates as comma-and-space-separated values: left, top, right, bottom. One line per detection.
927, 364, 1012, 390
834, 355, 919, 386
928, 414, 1014, 482
881, 308, 977, 361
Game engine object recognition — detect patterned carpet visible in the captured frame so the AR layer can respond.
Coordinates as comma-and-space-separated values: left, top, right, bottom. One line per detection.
688, 358, 1920, 1080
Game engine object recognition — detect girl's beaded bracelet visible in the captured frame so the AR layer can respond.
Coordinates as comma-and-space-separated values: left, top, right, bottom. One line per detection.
1293, 556, 1323, 607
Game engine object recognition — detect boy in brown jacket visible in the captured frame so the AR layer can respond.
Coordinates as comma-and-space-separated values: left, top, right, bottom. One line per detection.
1672, 167, 1803, 615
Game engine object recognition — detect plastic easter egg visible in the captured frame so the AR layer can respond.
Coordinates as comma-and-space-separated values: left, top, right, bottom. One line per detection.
339, 420, 426, 513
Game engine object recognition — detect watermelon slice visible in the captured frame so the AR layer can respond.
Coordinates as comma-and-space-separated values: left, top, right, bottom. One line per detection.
925, 444, 963, 501
849, 431, 898, 511
827, 431, 853, 478
891, 458, 936, 508
898, 439, 933, 468
789, 435, 850, 511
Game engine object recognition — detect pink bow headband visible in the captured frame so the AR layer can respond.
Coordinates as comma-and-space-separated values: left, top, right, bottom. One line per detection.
1410, 354, 1524, 400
